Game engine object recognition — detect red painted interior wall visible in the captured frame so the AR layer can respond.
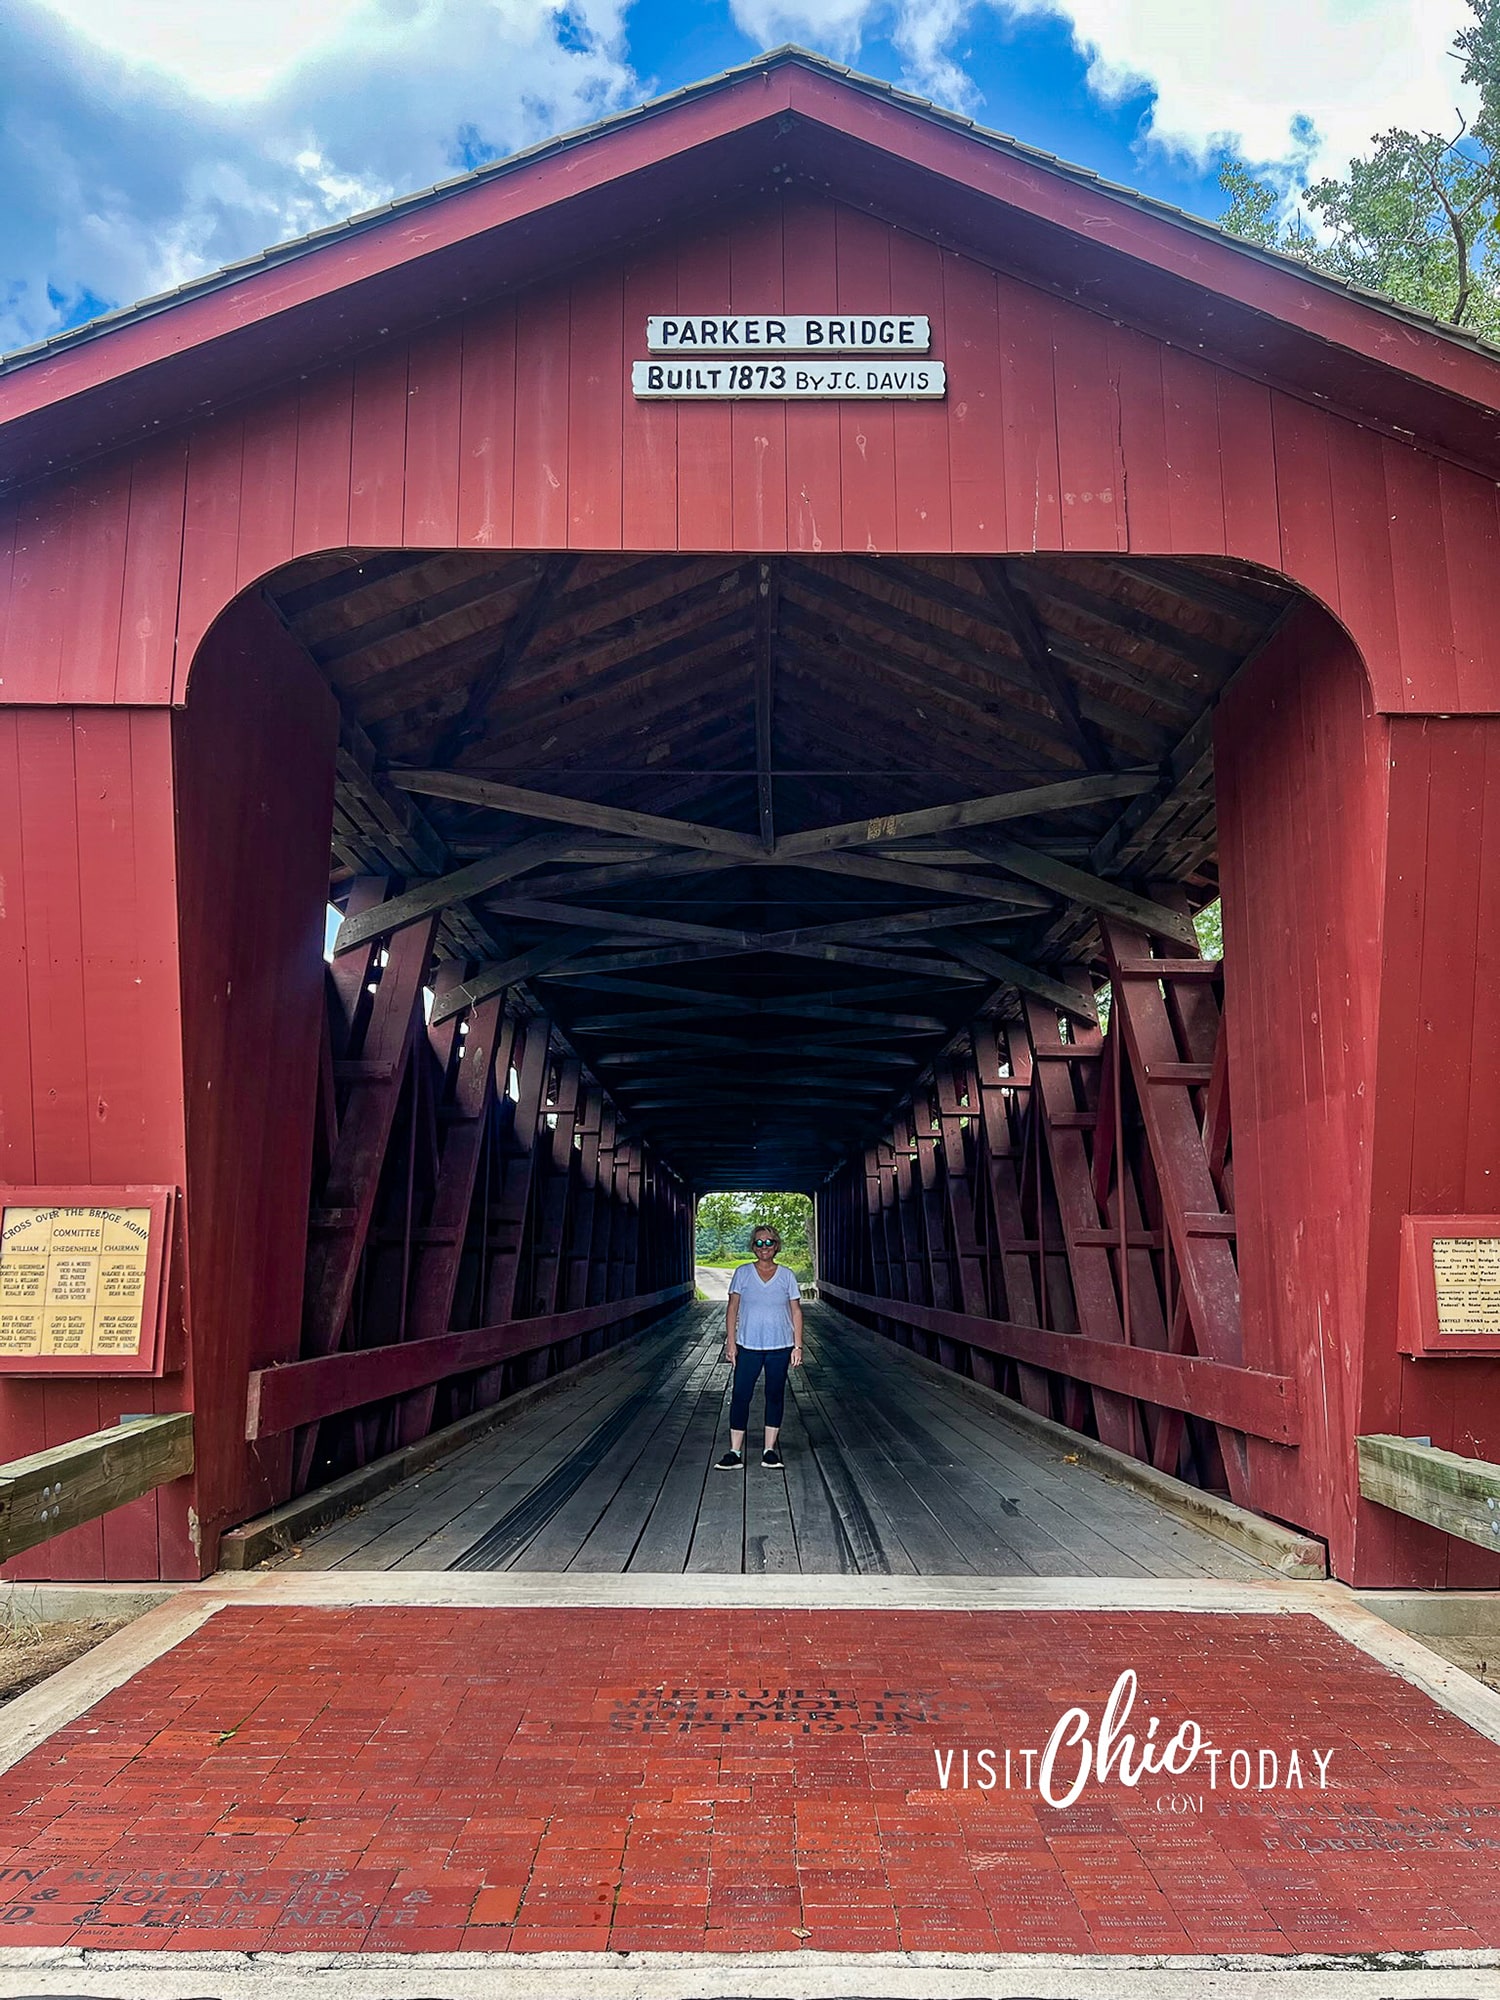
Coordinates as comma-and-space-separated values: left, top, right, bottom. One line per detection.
1220, 604, 1500, 1584
1217, 604, 1388, 1580
171, 594, 339, 1569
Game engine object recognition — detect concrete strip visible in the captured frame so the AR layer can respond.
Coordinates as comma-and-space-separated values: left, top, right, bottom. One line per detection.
0, 1590, 215, 1777
835, 1311, 1327, 1577
0, 1947, 1498, 1998
1302, 1581, 1500, 1747
1355, 1587, 1500, 1636
188, 1568, 1323, 1611
0, 1582, 169, 1623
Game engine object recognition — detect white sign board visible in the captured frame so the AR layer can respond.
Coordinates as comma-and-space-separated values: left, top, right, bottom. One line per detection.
632, 360, 945, 400
647, 315, 930, 353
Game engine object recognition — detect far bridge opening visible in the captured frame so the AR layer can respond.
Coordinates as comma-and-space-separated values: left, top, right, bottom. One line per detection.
196, 544, 1320, 1581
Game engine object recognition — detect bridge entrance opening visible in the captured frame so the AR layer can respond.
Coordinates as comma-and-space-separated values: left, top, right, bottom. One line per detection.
187, 542, 1324, 1580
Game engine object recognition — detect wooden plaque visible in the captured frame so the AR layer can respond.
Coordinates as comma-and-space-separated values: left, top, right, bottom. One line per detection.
1398, 1215, 1500, 1357
0, 1187, 174, 1377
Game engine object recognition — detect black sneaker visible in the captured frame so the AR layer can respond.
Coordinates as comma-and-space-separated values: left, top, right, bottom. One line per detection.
761, 1446, 784, 1469
715, 1449, 743, 1470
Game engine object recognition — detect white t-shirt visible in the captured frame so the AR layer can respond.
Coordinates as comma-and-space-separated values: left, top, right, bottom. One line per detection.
729, 1262, 801, 1349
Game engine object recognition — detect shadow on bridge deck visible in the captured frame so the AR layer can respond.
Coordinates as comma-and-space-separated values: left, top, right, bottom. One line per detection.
279, 1304, 1274, 1579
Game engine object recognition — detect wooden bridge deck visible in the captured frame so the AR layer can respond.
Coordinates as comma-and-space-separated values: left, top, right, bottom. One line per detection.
282, 1303, 1278, 1578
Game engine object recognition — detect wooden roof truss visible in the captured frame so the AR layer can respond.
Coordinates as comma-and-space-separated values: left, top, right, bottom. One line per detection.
266, 548, 1290, 1189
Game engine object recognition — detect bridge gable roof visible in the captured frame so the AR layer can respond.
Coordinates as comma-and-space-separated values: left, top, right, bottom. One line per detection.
5, 48, 1500, 490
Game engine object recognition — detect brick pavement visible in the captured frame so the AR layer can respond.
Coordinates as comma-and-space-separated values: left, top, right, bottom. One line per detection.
0, 1605, 1497, 1956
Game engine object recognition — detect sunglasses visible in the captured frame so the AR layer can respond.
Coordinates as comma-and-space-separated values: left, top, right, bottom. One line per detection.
751, 1238, 778, 1248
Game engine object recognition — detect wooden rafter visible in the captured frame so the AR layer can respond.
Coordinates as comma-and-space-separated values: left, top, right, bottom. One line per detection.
755, 561, 777, 852
431, 556, 580, 762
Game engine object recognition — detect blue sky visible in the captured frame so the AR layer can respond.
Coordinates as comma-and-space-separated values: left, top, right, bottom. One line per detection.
2, 0, 1476, 358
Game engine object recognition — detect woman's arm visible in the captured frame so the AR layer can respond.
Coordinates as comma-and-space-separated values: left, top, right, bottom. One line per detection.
789, 1296, 803, 1364
725, 1289, 739, 1359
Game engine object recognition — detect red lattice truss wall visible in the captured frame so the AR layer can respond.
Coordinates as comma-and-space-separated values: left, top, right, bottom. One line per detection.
818, 916, 1285, 1514
258, 892, 695, 1500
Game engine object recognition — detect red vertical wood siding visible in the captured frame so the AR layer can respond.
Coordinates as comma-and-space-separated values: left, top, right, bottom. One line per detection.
171, 594, 339, 1567
1216, 607, 1387, 1577
4, 195, 1498, 714
1358, 713, 1500, 1584
1220, 606, 1500, 1584
0, 707, 189, 1579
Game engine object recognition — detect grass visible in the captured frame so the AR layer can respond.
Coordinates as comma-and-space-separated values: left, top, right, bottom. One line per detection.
696, 1256, 814, 1283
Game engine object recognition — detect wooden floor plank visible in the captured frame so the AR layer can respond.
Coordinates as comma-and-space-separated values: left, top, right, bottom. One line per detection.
788, 1366, 955, 1575
800, 1329, 1044, 1575
564, 1349, 723, 1572
744, 1446, 800, 1574
836, 1321, 1213, 1574
387, 1332, 703, 1570
310, 1363, 644, 1569
833, 1310, 1273, 1577
627, 1368, 731, 1572
685, 1389, 748, 1574
283, 1299, 1279, 1580
495, 1338, 710, 1570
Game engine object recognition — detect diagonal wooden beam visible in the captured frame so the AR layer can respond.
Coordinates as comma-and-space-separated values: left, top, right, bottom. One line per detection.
596, 1043, 912, 1067
333, 831, 582, 954
534, 937, 989, 981
481, 894, 751, 947
792, 849, 1052, 907
431, 555, 579, 763
428, 930, 602, 1024
754, 902, 1020, 950
774, 771, 1157, 859
976, 562, 1108, 772
390, 768, 763, 859
478, 893, 1028, 985
389, 772, 1072, 925
541, 972, 951, 1008
569, 1002, 948, 1033
755, 561, 777, 852
955, 835, 1200, 947
932, 932, 1098, 1023
495, 851, 737, 901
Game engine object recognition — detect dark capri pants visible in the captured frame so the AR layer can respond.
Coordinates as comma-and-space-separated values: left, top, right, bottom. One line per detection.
729, 1344, 793, 1430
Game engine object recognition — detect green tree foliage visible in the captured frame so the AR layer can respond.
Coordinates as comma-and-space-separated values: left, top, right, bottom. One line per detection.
694, 1191, 744, 1261
1219, 1, 1500, 335
694, 1190, 814, 1280
1194, 898, 1223, 961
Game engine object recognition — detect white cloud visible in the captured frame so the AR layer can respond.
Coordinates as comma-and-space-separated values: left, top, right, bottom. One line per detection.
2, 0, 637, 354
729, 0, 983, 100
34, 0, 369, 99
728, 0, 877, 62
727, 0, 1479, 177
1024, 0, 1478, 179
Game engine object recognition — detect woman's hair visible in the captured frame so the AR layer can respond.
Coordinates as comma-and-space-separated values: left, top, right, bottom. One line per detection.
750, 1223, 781, 1244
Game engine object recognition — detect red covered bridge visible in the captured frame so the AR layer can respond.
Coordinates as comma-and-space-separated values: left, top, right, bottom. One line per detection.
2, 49, 1499, 1590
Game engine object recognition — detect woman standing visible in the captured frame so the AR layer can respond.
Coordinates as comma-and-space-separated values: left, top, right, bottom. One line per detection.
716, 1225, 803, 1470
